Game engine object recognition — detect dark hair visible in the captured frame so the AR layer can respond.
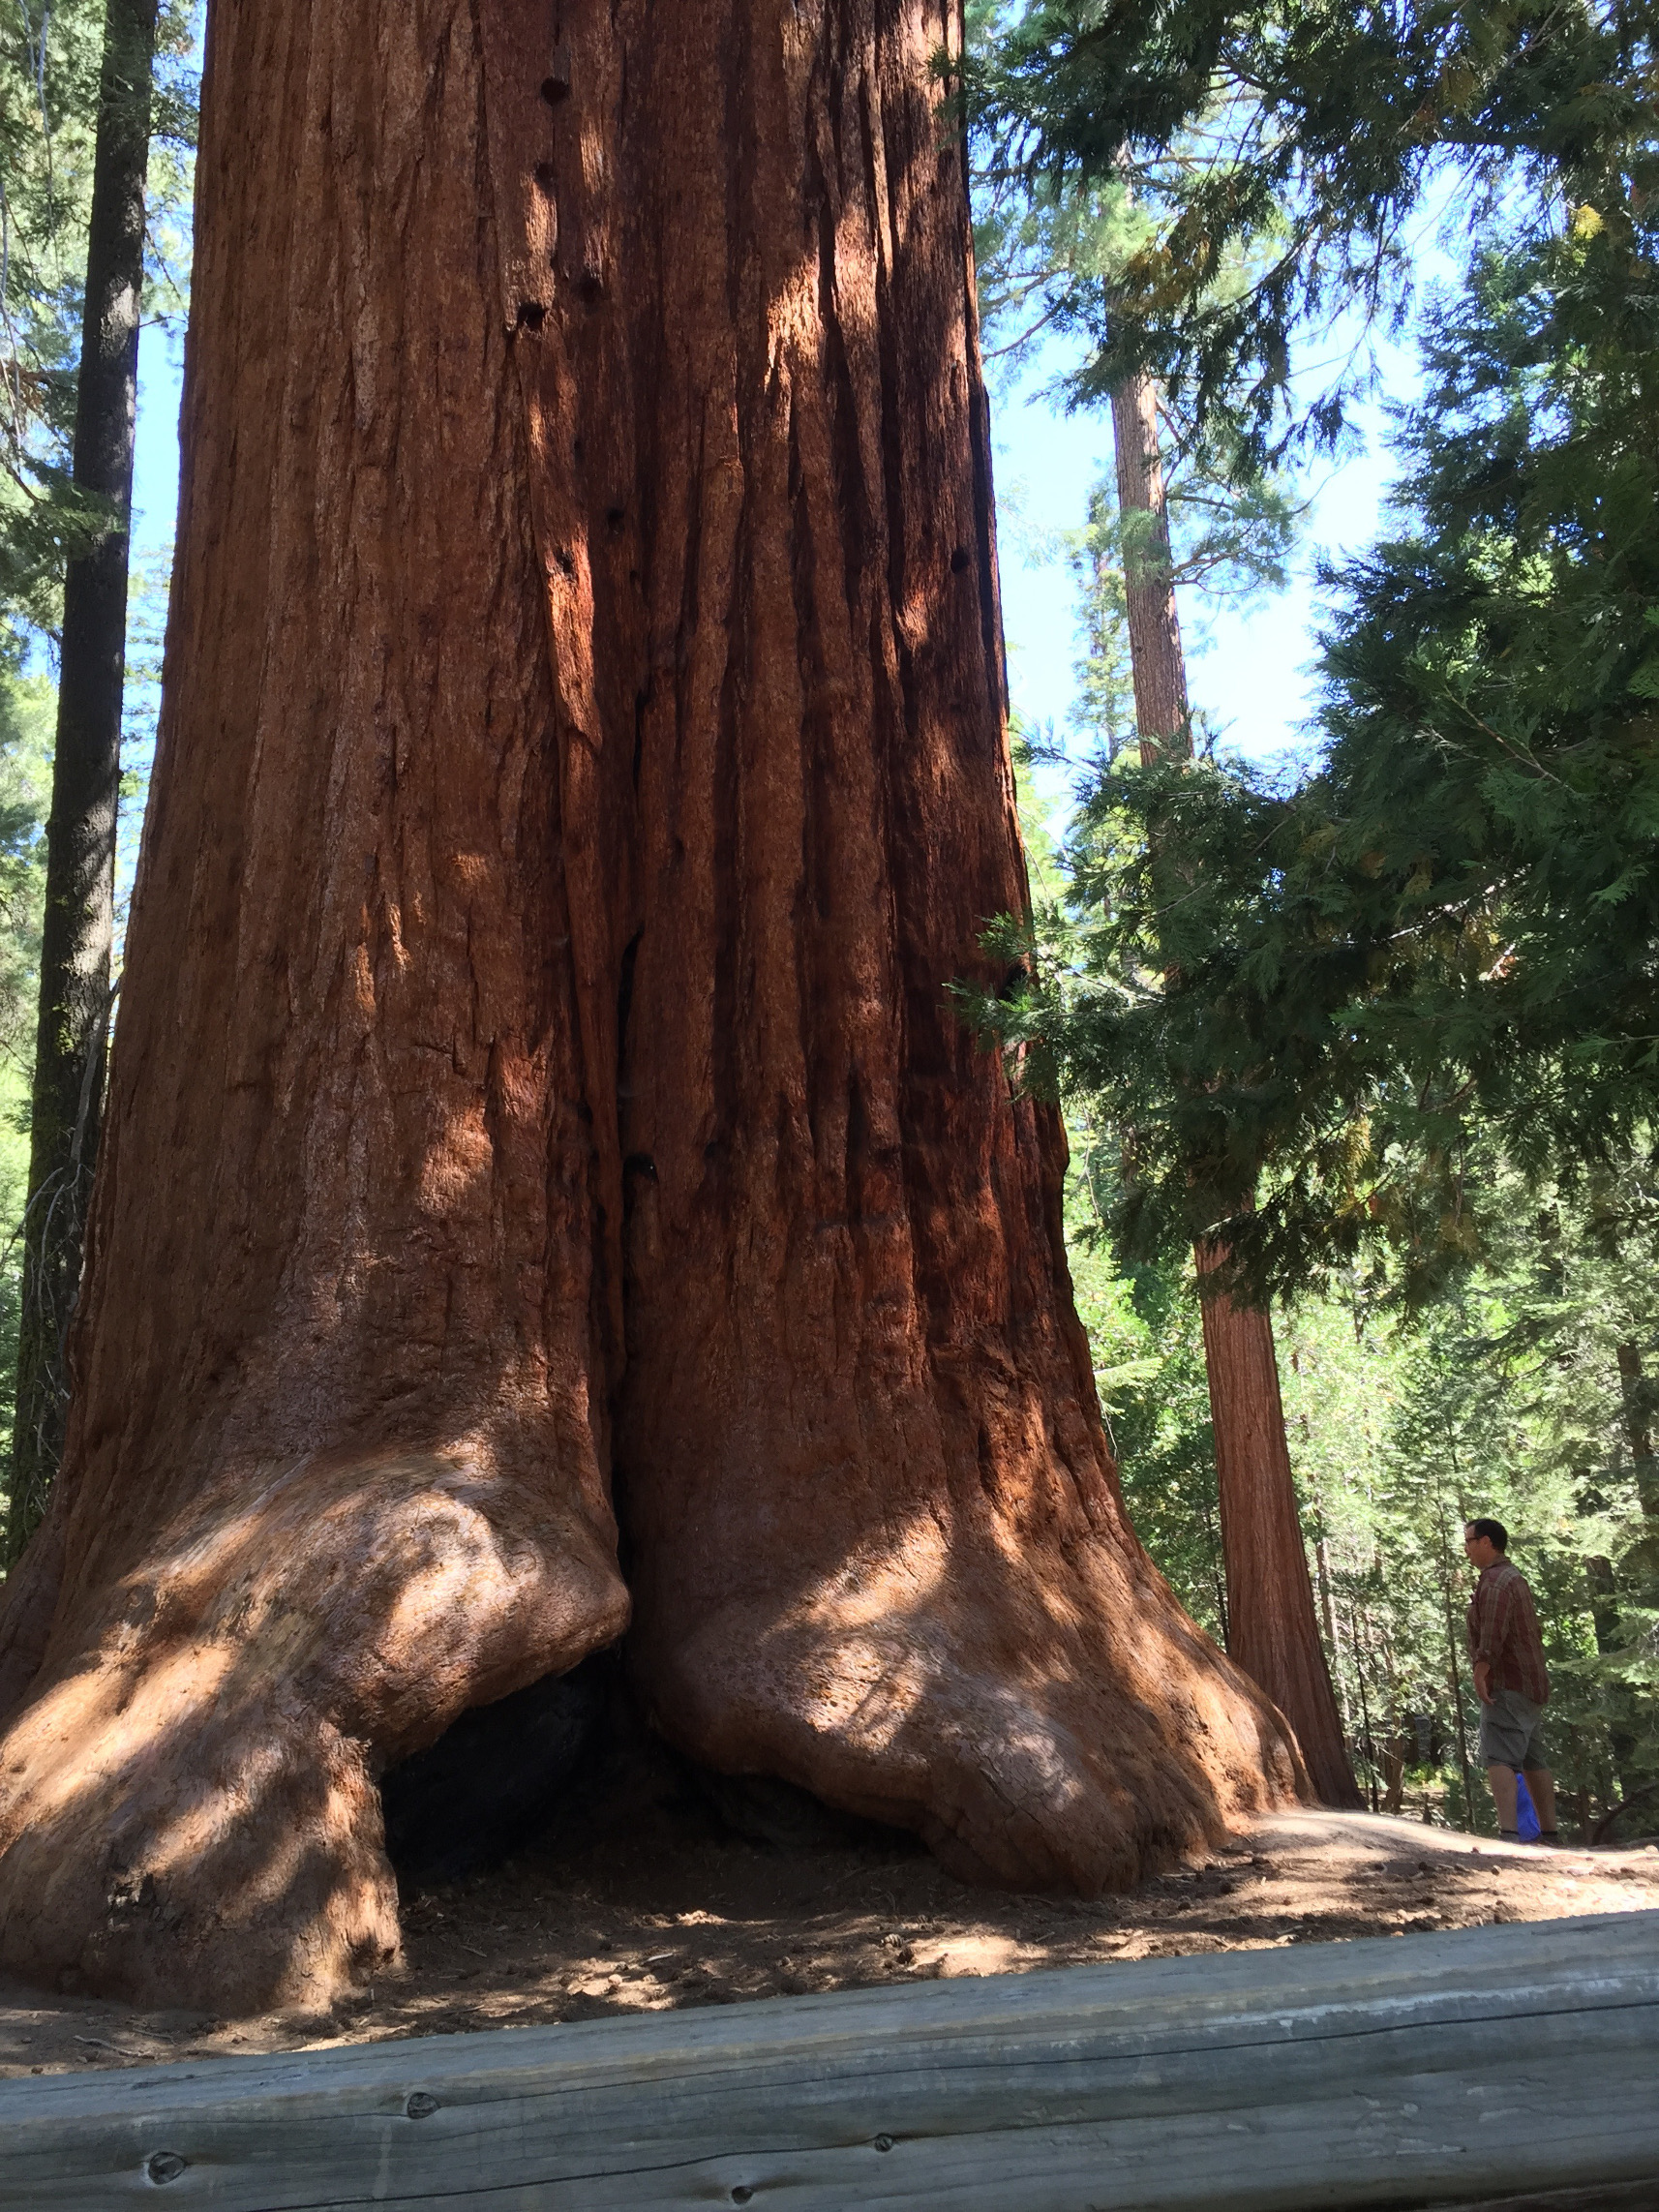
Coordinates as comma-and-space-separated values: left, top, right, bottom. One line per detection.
1466, 1517, 1509, 1552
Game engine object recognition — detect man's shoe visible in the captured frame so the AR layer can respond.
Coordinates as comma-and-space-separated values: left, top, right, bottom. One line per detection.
1497, 1828, 1522, 1842
1531, 1830, 1565, 1846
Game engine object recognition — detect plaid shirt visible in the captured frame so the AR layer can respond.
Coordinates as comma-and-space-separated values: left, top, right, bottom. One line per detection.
1467, 1559, 1550, 1705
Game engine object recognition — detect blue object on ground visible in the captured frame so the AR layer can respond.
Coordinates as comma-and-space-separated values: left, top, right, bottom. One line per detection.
1516, 1772, 1541, 1840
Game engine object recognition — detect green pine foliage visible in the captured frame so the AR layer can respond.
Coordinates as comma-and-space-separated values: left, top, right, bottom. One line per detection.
0, 673, 51, 1451
0, 5, 197, 1532
1281, 1214, 1659, 1828
979, 0, 1659, 1829
1035, 1032, 1659, 1830
980, 200, 1659, 1312
966, 0, 1655, 461
1, 0, 196, 650
1063, 1116, 1231, 1638
1, 0, 106, 645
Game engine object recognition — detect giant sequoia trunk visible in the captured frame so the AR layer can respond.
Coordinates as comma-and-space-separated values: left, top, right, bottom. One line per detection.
1109, 368, 1359, 1809
0, 0, 1302, 2014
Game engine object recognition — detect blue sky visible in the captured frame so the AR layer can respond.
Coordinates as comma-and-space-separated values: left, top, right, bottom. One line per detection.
991, 364, 1402, 767
987, 180, 1465, 774
131, 322, 185, 568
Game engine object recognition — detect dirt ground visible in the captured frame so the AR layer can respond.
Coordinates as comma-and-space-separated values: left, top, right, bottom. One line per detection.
2, 1795, 1655, 2080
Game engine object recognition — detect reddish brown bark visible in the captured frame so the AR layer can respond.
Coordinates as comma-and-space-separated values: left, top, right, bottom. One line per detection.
1195, 1253, 1361, 1807
1110, 368, 1360, 1808
0, 0, 1302, 2013
1110, 369, 1189, 758
0, 0, 633, 2012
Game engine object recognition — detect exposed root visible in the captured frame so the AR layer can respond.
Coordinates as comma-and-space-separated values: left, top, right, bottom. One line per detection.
0, 1446, 628, 2013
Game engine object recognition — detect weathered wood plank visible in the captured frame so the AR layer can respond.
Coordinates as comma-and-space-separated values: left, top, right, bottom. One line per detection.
1423, 2188, 1659, 2212
0, 1912, 1653, 2210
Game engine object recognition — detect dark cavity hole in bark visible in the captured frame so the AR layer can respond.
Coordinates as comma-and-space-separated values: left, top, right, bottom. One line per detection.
553, 545, 576, 577
687, 1770, 923, 1858
516, 300, 546, 333
541, 47, 572, 103
381, 1646, 921, 1884
950, 546, 971, 573
533, 160, 558, 189
578, 270, 606, 304
607, 505, 626, 530
379, 1660, 608, 1884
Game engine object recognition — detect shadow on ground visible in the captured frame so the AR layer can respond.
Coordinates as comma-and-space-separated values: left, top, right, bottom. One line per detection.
2, 1728, 1656, 2076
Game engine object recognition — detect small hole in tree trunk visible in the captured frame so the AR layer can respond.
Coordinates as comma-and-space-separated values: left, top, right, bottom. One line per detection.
516, 300, 546, 332
541, 46, 572, 102
950, 546, 971, 573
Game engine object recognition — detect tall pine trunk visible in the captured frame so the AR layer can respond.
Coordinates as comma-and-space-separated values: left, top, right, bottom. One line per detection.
0, 0, 1302, 2015
1109, 368, 1360, 1808
6, 0, 159, 1566
1614, 1344, 1659, 1522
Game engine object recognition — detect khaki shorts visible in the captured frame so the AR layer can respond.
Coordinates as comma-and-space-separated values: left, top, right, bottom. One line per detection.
1477, 1686, 1550, 1772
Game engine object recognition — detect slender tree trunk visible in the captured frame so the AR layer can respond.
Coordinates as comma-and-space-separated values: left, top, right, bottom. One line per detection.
1193, 1242, 1359, 1803
1579, 1462, 1642, 1803
1110, 365, 1360, 1806
1348, 1593, 1379, 1812
1438, 1511, 1477, 1827
1109, 372, 1188, 760
1614, 1344, 1659, 1519
0, 0, 1303, 2015
1584, 1548, 1640, 1803
6, 0, 158, 1566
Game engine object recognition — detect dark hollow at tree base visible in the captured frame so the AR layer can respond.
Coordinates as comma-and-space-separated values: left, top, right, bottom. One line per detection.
380, 1660, 610, 1885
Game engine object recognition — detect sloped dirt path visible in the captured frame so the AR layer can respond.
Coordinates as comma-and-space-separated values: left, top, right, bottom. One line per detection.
1, 1803, 1653, 2077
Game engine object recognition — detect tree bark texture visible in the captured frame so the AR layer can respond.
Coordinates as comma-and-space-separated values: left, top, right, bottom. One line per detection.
1108, 369, 1188, 757
1110, 366, 1360, 1807
8, 0, 159, 1568
1614, 1345, 1659, 1521
0, 0, 1302, 2014
1193, 1248, 1358, 1805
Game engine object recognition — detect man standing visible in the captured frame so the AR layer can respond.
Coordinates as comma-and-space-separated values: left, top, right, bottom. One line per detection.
1464, 1518, 1559, 1844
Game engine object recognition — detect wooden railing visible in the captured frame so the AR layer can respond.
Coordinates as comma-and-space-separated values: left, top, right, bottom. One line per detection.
1, 1909, 1654, 2208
